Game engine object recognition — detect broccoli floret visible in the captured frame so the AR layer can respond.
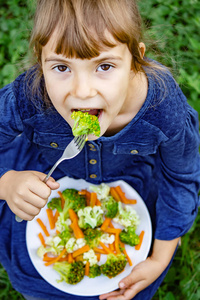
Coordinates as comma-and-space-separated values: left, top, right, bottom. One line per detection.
88, 264, 101, 278
71, 111, 100, 137
78, 206, 104, 229
113, 202, 140, 228
102, 196, 118, 218
58, 229, 72, 246
89, 183, 110, 200
100, 254, 127, 278
53, 261, 85, 284
119, 226, 140, 246
47, 197, 62, 212
61, 188, 86, 219
84, 228, 102, 248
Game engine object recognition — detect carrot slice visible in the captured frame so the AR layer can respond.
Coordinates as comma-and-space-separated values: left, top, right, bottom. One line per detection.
38, 232, 46, 247
68, 208, 79, 222
36, 218, 50, 237
75, 254, 83, 262
57, 191, 65, 209
85, 261, 90, 276
96, 253, 101, 261
90, 192, 97, 207
43, 254, 56, 262
99, 242, 115, 255
100, 217, 111, 231
114, 231, 121, 254
78, 190, 87, 195
110, 187, 121, 202
46, 208, 55, 230
68, 253, 74, 263
121, 243, 133, 266
44, 248, 66, 266
135, 230, 145, 250
70, 221, 84, 239
109, 242, 115, 252
72, 245, 90, 258
96, 199, 101, 206
115, 186, 137, 204
54, 210, 60, 224
93, 247, 107, 254
103, 228, 122, 234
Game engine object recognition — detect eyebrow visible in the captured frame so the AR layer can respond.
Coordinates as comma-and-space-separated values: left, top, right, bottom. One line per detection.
44, 55, 123, 64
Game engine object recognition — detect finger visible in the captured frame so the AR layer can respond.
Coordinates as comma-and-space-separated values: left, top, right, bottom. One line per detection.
122, 280, 146, 299
45, 177, 60, 190
118, 265, 144, 290
14, 205, 41, 221
15, 191, 47, 210
99, 289, 125, 299
30, 180, 52, 199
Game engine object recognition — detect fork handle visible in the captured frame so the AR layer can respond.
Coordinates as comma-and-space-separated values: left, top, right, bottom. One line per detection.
43, 159, 63, 183
15, 215, 23, 222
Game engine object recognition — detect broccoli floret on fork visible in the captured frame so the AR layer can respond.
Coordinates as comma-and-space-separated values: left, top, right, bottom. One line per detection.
71, 111, 100, 137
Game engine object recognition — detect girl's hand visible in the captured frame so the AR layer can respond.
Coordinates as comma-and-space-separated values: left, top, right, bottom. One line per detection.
0, 170, 60, 220
100, 238, 179, 300
99, 256, 165, 300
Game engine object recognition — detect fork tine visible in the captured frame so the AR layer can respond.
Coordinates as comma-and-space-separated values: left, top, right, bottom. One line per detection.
73, 135, 80, 144
76, 134, 87, 150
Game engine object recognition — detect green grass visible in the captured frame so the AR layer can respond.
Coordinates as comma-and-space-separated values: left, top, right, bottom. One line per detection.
0, 0, 200, 299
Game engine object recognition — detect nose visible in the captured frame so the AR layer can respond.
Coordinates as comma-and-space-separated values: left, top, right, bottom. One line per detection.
71, 73, 97, 99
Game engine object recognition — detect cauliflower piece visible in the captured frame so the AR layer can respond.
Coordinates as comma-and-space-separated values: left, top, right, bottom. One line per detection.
83, 249, 98, 266
56, 216, 71, 232
65, 237, 86, 253
89, 183, 110, 201
37, 245, 47, 258
113, 202, 140, 228
100, 233, 115, 244
78, 206, 104, 229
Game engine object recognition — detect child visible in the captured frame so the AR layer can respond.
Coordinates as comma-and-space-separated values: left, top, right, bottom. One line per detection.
0, 0, 199, 299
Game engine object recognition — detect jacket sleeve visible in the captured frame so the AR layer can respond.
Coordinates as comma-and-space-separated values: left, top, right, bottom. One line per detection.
155, 105, 200, 240
0, 83, 23, 177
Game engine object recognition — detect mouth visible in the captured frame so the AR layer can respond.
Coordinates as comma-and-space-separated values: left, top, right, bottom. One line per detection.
72, 108, 102, 118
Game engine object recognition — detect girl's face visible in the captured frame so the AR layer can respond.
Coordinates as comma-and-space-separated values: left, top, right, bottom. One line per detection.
41, 34, 137, 139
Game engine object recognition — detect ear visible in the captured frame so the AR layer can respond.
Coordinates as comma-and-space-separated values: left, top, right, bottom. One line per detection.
139, 42, 146, 58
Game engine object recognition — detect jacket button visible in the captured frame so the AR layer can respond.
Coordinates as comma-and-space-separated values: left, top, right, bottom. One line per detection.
90, 174, 97, 178
89, 159, 97, 165
88, 144, 96, 151
130, 150, 138, 154
50, 142, 59, 148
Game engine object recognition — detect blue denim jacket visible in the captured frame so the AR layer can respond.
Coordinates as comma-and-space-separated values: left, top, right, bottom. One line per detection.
0, 69, 199, 299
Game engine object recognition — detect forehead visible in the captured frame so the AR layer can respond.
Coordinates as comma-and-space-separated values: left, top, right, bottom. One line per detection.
42, 37, 132, 64
42, 28, 128, 59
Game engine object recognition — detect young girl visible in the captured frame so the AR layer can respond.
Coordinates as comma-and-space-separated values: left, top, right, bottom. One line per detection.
0, 1, 199, 299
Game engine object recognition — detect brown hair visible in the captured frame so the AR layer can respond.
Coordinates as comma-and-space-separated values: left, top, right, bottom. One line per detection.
29, 0, 167, 105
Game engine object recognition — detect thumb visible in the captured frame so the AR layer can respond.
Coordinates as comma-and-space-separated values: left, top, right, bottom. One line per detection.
45, 177, 60, 190
119, 271, 138, 289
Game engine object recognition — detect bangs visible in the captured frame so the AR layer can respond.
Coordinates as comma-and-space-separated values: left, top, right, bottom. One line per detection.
31, 0, 141, 60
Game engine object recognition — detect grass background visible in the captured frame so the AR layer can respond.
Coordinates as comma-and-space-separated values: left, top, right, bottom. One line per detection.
0, 0, 199, 299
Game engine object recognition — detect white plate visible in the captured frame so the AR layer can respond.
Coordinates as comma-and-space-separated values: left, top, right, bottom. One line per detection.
26, 177, 152, 296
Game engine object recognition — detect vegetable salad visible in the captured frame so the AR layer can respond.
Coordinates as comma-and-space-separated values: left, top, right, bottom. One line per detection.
36, 183, 144, 285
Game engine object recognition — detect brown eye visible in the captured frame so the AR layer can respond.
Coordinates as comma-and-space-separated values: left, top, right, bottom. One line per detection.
100, 64, 111, 71
97, 64, 113, 72
55, 65, 69, 72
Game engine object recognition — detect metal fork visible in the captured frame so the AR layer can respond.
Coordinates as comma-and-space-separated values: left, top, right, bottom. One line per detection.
43, 134, 87, 182
15, 134, 87, 222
